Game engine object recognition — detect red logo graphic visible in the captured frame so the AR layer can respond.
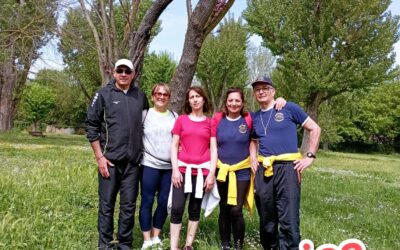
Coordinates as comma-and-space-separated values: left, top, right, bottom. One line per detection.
299, 239, 366, 250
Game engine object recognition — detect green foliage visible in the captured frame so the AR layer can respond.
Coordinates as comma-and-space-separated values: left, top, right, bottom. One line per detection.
19, 83, 56, 132
197, 15, 249, 111
0, 134, 399, 249
35, 69, 88, 127
356, 82, 400, 142
244, 0, 400, 118
317, 81, 400, 152
339, 81, 400, 152
141, 51, 177, 99
58, 7, 103, 98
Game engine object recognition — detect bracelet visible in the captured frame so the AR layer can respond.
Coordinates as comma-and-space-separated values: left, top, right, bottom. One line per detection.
96, 155, 104, 161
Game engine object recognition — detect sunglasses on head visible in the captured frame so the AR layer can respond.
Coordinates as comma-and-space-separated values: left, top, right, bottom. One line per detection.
115, 68, 133, 75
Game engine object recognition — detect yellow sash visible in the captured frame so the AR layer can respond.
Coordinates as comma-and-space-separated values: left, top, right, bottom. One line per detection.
257, 152, 302, 177
217, 157, 254, 215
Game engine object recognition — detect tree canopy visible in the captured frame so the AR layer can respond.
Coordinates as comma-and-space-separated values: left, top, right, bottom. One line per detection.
19, 82, 56, 132
196, 15, 248, 112
141, 52, 176, 100
0, 0, 58, 131
244, 0, 400, 120
59, 0, 160, 100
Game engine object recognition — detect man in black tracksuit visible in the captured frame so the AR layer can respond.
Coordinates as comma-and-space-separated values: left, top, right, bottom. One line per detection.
86, 59, 149, 250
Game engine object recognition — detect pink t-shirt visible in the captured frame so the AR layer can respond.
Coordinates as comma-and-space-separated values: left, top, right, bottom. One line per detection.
172, 115, 216, 175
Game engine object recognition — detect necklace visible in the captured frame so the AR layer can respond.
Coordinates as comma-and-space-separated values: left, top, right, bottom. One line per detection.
260, 109, 273, 136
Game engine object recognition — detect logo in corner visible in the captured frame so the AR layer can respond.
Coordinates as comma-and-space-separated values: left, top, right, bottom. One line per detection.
299, 239, 366, 250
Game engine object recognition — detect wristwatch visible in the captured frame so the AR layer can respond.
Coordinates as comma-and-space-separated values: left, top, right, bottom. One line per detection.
306, 152, 316, 159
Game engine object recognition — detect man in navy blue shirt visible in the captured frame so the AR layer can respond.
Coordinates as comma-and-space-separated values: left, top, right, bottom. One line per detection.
250, 76, 321, 250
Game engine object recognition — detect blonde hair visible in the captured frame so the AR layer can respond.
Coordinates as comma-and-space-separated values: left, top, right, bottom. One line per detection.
151, 83, 171, 96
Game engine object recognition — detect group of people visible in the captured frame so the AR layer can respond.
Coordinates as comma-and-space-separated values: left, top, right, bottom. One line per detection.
85, 59, 321, 250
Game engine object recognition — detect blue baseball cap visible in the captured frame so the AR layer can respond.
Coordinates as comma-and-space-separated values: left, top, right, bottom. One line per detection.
251, 76, 274, 88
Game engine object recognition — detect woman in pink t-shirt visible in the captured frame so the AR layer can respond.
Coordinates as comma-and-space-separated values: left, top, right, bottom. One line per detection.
170, 86, 217, 250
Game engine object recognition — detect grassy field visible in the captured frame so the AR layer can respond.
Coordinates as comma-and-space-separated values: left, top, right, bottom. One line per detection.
0, 133, 399, 249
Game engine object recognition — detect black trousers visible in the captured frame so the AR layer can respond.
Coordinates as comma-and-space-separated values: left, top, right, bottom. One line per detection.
170, 174, 204, 224
217, 178, 250, 246
254, 162, 301, 250
98, 160, 140, 250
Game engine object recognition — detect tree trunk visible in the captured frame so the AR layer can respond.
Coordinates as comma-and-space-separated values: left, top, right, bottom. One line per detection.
0, 42, 18, 131
33, 121, 38, 132
169, 0, 235, 112
169, 1, 218, 112
217, 75, 228, 111
300, 92, 321, 153
0, 74, 17, 131
323, 141, 329, 151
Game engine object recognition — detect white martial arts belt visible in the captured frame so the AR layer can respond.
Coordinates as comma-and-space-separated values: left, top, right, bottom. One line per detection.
178, 160, 211, 199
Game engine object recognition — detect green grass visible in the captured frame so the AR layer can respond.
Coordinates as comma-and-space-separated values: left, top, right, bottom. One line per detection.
0, 133, 399, 249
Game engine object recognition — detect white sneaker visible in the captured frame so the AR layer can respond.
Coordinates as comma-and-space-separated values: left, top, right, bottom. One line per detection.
141, 240, 153, 250
151, 237, 162, 249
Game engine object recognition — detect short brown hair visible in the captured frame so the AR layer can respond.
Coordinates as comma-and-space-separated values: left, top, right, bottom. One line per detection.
183, 86, 211, 114
151, 83, 171, 96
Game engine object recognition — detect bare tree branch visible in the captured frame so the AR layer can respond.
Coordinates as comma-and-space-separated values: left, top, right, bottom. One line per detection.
99, 0, 113, 75
186, 0, 192, 22
121, 0, 141, 49
109, 0, 119, 61
79, 0, 108, 83
203, 0, 235, 36
128, 0, 173, 76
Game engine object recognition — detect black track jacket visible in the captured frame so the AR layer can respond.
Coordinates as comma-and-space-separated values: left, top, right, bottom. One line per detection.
85, 79, 149, 163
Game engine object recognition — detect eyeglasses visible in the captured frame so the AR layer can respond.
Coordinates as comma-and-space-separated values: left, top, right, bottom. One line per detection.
115, 68, 133, 75
254, 86, 274, 94
153, 92, 170, 98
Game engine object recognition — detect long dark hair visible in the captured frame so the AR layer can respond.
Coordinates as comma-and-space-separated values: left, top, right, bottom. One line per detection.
183, 86, 211, 114
221, 87, 248, 117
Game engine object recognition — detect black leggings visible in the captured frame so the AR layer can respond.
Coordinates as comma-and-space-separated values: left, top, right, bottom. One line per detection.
170, 174, 204, 224
217, 178, 250, 244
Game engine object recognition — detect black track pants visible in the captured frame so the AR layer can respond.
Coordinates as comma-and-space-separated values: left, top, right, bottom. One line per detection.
98, 160, 140, 250
254, 162, 301, 250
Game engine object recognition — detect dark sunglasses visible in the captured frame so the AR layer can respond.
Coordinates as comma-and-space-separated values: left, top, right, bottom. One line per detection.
153, 92, 170, 98
115, 68, 133, 75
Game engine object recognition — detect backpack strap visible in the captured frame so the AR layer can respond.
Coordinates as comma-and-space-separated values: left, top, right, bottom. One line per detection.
213, 112, 224, 128
169, 109, 177, 119
142, 108, 149, 123
243, 113, 252, 130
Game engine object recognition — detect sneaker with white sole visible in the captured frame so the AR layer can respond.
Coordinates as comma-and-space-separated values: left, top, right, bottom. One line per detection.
141, 240, 153, 250
151, 237, 162, 249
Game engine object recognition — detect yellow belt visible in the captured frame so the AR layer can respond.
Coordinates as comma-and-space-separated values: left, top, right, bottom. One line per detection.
217, 157, 254, 214
257, 152, 302, 177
